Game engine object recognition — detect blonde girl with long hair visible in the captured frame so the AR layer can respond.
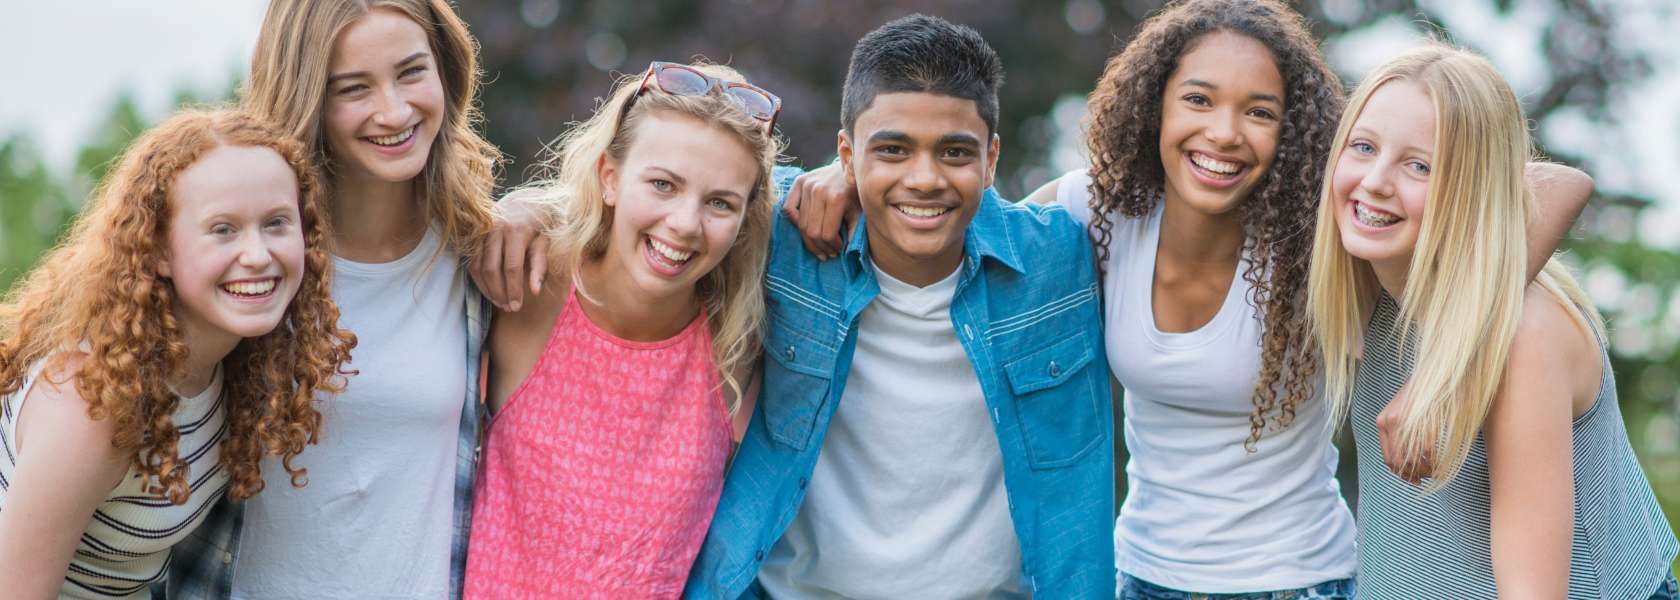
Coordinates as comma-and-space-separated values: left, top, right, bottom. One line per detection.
1308, 44, 1678, 599
462, 61, 777, 598
165, 1, 505, 598
0, 109, 354, 599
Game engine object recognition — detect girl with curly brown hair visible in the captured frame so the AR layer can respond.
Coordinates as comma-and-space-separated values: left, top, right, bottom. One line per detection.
0, 108, 354, 600
1019, 0, 1590, 598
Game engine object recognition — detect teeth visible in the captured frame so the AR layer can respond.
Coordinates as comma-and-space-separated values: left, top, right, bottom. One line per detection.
894, 205, 950, 218
1354, 202, 1399, 227
370, 127, 415, 146
649, 238, 693, 262
221, 279, 276, 296
1191, 153, 1242, 175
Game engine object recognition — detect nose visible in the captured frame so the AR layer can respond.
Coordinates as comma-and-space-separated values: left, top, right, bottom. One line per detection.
371, 84, 416, 130
237, 229, 275, 271
901, 152, 947, 195
1202, 108, 1244, 148
665, 195, 704, 240
1357, 162, 1397, 199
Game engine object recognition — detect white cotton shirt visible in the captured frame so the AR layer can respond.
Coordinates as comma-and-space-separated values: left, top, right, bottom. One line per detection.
231, 227, 466, 600
1053, 170, 1358, 593
756, 260, 1028, 600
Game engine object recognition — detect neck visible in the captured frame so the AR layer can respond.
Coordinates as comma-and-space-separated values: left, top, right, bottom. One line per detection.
330, 170, 427, 262
170, 311, 239, 397
866, 229, 962, 288
1157, 189, 1247, 265
1370, 257, 1409, 302
575, 256, 700, 342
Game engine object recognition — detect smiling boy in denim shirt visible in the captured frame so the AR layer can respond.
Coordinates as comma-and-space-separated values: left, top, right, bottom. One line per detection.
684, 14, 1115, 599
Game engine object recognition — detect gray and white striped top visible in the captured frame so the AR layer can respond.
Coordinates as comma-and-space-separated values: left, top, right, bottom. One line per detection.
0, 362, 230, 600
1350, 295, 1677, 599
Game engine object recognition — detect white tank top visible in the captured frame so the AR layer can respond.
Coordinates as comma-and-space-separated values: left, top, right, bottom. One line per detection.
1, 361, 228, 599
1054, 170, 1358, 593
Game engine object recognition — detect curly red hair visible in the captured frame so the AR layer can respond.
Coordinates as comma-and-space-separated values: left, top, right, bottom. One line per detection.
0, 109, 355, 505
1085, 0, 1345, 450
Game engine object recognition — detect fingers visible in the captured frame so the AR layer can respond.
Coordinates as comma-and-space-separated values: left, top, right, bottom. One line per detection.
479, 227, 509, 310
528, 241, 548, 297
501, 227, 528, 312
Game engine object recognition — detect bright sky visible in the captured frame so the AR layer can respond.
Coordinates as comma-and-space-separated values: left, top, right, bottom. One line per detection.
2, 1, 1674, 246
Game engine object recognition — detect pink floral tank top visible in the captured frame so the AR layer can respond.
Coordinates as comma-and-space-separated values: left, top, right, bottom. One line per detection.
464, 286, 732, 599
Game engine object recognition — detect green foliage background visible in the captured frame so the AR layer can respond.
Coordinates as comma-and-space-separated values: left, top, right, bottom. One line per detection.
2, 0, 1675, 570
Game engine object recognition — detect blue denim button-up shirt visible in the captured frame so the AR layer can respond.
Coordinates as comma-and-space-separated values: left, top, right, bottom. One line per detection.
685, 168, 1115, 599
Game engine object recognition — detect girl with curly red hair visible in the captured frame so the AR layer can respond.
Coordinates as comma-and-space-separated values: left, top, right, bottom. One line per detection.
0, 108, 354, 599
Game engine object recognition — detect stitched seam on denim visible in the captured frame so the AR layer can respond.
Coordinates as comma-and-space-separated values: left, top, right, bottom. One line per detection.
986, 285, 1097, 339
765, 275, 841, 319
989, 284, 1093, 331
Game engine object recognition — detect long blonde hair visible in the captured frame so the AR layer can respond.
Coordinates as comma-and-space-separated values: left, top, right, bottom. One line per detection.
244, 0, 498, 257
515, 63, 780, 413
1308, 44, 1603, 488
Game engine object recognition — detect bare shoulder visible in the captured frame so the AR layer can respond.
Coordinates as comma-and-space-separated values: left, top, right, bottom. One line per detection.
15, 354, 124, 469
1505, 285, 1602, 417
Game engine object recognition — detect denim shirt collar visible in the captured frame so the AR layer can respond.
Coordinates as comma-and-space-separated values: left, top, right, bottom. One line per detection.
841, 188, 1026, 280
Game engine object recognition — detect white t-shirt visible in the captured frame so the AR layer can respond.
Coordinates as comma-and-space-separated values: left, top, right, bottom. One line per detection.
757, 261, 1028, 599
1054, 170, 1358, 593
231, 227, 466, 600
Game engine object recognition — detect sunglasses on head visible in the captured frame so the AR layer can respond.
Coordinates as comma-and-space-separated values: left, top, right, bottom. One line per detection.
629, 61, 782, 133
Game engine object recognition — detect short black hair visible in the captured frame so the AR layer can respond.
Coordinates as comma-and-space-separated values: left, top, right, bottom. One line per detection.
840, 14, 1004, 135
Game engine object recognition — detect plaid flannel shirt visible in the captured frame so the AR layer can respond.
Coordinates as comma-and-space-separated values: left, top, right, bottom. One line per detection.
157, 281, 492, 599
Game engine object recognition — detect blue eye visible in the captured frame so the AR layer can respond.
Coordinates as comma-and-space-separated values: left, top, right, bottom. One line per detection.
707, 197, 735, 211
1407, 161, 1431, 175
651, 179, 675, 193
1350, 141, 1375, 154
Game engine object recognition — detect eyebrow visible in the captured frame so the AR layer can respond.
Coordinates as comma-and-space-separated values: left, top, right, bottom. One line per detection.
327, 51, 430, 86
866, 131, 983, 147
1181, 78, 1283, 105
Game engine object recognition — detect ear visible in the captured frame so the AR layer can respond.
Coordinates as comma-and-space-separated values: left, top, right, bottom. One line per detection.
837, 128, 857, 187
984, 132, 1002, 189
597, 154, 620, 207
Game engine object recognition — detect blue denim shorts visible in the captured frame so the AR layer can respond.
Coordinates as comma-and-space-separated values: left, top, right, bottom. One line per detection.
1651, 572, 1680, 600
1119, 573, 1355, 600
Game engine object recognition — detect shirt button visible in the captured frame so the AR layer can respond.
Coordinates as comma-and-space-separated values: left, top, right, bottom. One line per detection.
798, 478, 808, 489
962, 324, 973, 339
784, 346, 796, 362
1047, 361, 1061, 378
755, 550, 766, 561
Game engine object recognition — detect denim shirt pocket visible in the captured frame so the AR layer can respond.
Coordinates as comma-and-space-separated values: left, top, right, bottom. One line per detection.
1003, 331, 1103, 469
760, 320, 836, 452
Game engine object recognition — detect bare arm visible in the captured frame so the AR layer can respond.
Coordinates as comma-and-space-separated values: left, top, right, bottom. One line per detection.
0, 370, 129, 599
1524, 163, 1593, 282
1484, 291, 1593, 599
729, 361, 761, 444
1023, 175, 1063, 205
471, 188, 552, 312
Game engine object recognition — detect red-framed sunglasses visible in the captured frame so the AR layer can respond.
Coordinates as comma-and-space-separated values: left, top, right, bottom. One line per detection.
630, 61, 782, 133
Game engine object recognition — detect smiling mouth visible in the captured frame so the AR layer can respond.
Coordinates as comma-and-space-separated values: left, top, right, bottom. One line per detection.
647, 237, 694, 265
1353, 201, 1402, 227
367, 126, 417, 147
1189, 151, 1246, 180
220, 277, 279, 299
893, 204, 951, 218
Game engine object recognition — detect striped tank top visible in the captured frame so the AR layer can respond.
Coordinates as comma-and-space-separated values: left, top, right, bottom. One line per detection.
1351, 294, 1678, 599
463, 285, 733, 599
0, 362, 229, 599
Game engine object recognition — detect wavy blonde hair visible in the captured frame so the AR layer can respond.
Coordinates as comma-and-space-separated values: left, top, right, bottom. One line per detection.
244, 0, 498, 257
0, 109, 356, 505
1308, 45, 1603, 488
514, 63, 781, 413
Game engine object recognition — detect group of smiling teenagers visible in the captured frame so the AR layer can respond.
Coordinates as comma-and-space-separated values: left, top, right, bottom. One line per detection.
0, 0, 1674, 599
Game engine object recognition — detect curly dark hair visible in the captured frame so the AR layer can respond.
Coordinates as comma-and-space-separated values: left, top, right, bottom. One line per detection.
1085, 0, 1344, 450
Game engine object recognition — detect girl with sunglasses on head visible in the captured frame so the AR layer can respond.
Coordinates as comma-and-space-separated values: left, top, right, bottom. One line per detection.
0, 109, 354, 600
461, 61, 780, 599
1309, 44, 1677, 599
163, 1, 509, 599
